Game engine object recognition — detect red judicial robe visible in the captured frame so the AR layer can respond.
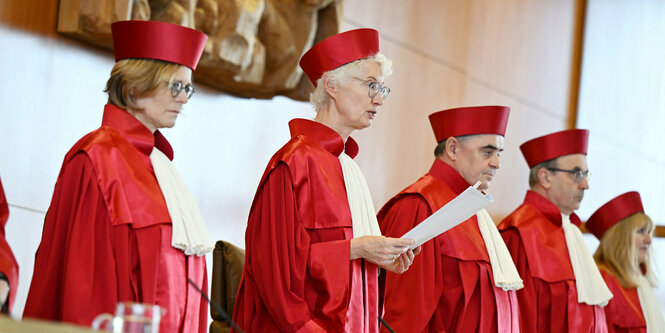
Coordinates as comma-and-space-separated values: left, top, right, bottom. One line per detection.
232, 119, 380, 333
498, 191, 607, 333
0, 178, 18, 313
598, 266, 646, 333
23, 104, 207, 332
377, 160, 520, 333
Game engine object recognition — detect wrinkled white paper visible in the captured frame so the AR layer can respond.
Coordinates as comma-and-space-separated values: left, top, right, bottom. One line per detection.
401, 182, 493, 250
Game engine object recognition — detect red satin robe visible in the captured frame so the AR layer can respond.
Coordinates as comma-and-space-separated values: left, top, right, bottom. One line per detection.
498, 190, 608, 333
0, 178, 18, 313
598, 267, 646, 333
377, 159, 520, 333
23, 104, 207, 332
232, 119, 380, 332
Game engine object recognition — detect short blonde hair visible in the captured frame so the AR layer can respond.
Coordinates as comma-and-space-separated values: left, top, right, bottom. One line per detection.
105, 58, 183, 110
593, 212, 657, 288
309, 53, 393, 112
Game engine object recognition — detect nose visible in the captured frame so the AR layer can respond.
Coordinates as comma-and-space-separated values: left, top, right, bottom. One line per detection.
174, 90, 189, 104
644, 233, 652, 245
372, 92, 384, 106
489, 154, 500, 170
580, 177, 590, 190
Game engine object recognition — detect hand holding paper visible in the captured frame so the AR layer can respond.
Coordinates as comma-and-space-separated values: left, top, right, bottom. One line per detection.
401, 182, 493, 250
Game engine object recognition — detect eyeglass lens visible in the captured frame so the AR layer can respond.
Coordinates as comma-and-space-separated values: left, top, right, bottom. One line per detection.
368, 82, 390, 99
170, 81, 196, 99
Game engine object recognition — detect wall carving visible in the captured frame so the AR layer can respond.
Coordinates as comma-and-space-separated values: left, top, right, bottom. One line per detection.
57, 0, 342, 101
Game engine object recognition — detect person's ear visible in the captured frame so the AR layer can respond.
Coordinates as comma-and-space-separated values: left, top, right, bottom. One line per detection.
323, 74, 337, 100
444, 137, 458, 161
537, 167, 552, 189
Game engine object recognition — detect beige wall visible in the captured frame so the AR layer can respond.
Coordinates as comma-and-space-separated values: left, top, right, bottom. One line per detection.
1, 0, 663, 320
344, 0, 581, 218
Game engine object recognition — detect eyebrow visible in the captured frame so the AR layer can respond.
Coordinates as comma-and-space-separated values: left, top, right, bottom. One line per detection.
365, 76, 384, 83
481, 145, 503, 152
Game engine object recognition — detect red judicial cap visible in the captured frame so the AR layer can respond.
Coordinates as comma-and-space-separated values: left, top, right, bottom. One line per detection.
111, 20, 208, 70
520, 129, 589, 168
299, 28, 380, 86
586, 191, 644, 240
428, 105, 510, 143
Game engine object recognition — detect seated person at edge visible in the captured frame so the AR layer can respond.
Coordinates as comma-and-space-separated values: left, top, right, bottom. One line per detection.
378, 106, 523, 333
23, 21, 213, 332
586, 191, 665, 332
232, 28, 420, 332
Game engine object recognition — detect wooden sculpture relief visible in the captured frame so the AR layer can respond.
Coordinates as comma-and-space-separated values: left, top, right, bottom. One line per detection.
57, 0, 342, 100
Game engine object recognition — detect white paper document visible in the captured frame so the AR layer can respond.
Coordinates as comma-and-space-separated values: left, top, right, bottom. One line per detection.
401, 182, 493, 249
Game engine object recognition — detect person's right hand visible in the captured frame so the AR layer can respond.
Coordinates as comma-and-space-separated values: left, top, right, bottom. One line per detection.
350, 236, 415, 270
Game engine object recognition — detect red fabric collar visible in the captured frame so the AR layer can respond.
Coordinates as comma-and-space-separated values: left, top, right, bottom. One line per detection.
288, 119, 359, 158
523, 190, 582, 227
428, 159, 470, 195
101, 104, 174, 160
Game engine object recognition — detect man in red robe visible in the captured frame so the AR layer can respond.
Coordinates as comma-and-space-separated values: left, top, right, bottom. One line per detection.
378, 106, 523, 332
232, 29, 418, 332
23, 21, 211, 332
0, 178, 18, 314
498, 129, 612, 332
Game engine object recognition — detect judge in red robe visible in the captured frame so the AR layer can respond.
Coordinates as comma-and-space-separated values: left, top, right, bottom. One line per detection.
586, 192, 665, 332
23, 21, 213, 332
232, 29, 418, 333
0, 177, 18, 314
498, 129, 612, 333
378, 106, 523, 333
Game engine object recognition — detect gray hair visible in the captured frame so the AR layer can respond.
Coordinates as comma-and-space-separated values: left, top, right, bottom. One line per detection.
529, 158, 559, 187
309, 53, 393, 112
434, 135, 472, 157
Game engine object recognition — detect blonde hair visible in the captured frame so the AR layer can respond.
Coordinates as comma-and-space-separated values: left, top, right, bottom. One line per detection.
309, 53, 393, 112
105, 58, 183, 110
593, 212, 657, 288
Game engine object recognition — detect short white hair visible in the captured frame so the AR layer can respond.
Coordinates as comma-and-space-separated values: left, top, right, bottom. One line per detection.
309, 53, 393, 112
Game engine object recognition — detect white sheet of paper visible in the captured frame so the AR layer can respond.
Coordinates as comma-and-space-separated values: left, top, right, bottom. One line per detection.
401, 182, 493, 250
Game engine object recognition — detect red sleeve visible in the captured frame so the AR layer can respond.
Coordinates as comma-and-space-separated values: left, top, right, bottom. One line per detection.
239, 164, 327, 332
378, 194, 442, 333
23, 153, 119, 326
0, 177, 18, 313
501, 228, 541, 332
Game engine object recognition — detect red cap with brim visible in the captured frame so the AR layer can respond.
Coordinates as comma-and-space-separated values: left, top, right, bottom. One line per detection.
520, 129, 590, 168
586, 191, 644, 240
428, 105, 510, 143
299, 28, 380, 87
111, 20, 208, 70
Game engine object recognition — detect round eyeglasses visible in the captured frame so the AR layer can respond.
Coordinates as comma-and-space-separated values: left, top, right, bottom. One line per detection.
169, 81, 196, 99
547, 167, 591, 183
352, 77, 390, 100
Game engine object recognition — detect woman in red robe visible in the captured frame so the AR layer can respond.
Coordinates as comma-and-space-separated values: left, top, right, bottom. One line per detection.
232, 29, 419, 333
586, 191, 665, 332
23, 21, 213, 332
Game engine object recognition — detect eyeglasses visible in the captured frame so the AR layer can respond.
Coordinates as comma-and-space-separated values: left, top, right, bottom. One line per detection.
352, 77, 390, 100
547, 167, 591, 183
169, 81, 196, 99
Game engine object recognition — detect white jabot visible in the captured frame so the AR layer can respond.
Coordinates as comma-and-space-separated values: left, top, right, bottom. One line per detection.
338, 153, 382, 238
561, 213, 612, 306
150, 148, 214, 256
636, 275, 665, 332
476, 209, 523, 291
